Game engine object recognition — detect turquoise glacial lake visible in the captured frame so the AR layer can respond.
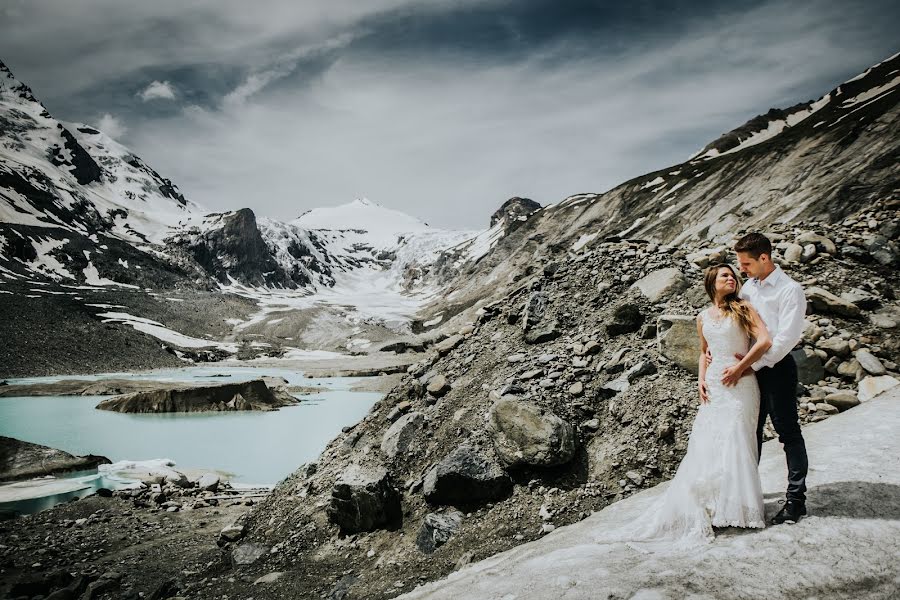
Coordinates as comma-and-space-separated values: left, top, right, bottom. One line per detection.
0, 366, 381, 485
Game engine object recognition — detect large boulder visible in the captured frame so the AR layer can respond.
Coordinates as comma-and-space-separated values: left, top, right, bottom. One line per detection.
416, 510, 464, 554
792, 348, 825, 385
487, 397, 576, 468
423, 445, 512, 506
805, 287, 861, 318
657, 315, 699, 375
381, 412, 425, 460
630, 268, 687, 302
327, 465, 402, 534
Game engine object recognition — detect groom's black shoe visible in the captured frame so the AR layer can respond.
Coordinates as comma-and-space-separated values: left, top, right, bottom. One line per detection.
772, 499, 807, 524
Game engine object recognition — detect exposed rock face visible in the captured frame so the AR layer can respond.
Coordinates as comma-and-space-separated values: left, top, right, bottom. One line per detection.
487, 397, 576, 468
657, 314, 700, 374
490, 197, 541, 228
423, 445, 512, 506
381, 412, 425, 460
95, 380, 298, 413
167, 208, 307, 288
416, 510, 464, 553
326, 465, 402, 534
0, 436, 110, 482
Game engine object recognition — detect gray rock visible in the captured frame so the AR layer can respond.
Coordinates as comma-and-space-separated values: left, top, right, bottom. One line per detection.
823, 356, 842, 374
381, 412, 425, 460
797, 232, 836, 255
416, 510, 464, 553
423, 445, 512, 505
232, 542, 269, 566
630, 268, 687, 302
792, 348, 825, 385
327, 465, 402, 534
523, 292, 549, 329
435, 335, 464, 356
197, 473, 220, 492
816, 337, 851, 357
657, 315, 700, 375
823, 392, 860, 411
487, 397, 576, 468
837, 359, 864, 380
426, 375, 451, 397
783, 243, 803, 263
568, 381, 584, 396
800, 243, 817, 262
854, 349, 886, 375
607, 304, 644, 336
625, 360, 657, 382
870, 314, 898, 329
806, 287, 861, 318
524, 321, 561, 344
840, 289, 879, 310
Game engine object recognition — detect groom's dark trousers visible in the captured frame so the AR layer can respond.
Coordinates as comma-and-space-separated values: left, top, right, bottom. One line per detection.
755, 353, 808, 503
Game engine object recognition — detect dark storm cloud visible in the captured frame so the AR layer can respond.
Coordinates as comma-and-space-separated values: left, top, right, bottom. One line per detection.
0, 0, 898, 228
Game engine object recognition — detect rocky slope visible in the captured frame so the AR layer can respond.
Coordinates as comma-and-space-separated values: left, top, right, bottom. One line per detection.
179, 197, 898, 599
419, 51, 900, 332
398, 387, 900, 599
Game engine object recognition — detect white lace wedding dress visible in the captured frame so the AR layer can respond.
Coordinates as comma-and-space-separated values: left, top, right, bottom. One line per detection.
597, 307, 765, 548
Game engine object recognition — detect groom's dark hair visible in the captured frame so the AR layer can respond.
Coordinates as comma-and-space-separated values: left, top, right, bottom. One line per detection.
734, 232, 772, 259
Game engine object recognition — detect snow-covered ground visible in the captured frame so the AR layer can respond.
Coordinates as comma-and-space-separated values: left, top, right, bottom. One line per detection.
400, 387, 900, 599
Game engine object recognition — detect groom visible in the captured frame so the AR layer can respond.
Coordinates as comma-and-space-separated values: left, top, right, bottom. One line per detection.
725, 232, 809, 524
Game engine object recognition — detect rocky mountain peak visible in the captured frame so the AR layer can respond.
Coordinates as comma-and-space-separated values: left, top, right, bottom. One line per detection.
490, 197, 541, 228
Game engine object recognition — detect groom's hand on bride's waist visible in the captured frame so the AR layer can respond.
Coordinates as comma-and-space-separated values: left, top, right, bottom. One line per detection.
721, 365, 743, 386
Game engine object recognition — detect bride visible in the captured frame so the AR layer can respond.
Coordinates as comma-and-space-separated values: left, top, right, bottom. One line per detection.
599, 263, 772, 546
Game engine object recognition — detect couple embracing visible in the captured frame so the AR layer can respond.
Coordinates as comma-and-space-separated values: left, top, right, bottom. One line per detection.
601, 232, 809, 547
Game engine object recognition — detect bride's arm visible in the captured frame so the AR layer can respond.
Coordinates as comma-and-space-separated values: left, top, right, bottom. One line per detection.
697, 315, 710, 404
722, 307, 772, 386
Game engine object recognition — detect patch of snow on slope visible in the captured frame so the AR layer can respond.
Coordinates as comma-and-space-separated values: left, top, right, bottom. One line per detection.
571, 232, 598, 252
840, 74, 900, 107
26, 237, 75, 281
640, 176, 665, 190
97, 311, 239, 351
697, 94, 832, 161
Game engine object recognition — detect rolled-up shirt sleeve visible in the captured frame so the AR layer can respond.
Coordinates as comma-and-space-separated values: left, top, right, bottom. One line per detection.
752, 284, 806, 370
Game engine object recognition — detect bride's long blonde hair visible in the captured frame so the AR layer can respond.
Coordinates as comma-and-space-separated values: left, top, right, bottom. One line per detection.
704, 264, 755, 337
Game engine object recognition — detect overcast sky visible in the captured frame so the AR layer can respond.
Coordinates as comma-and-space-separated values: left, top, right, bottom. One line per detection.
1, 0, 897, 229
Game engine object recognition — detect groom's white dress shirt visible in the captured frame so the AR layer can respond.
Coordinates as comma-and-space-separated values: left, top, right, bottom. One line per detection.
739, 265, 807, 371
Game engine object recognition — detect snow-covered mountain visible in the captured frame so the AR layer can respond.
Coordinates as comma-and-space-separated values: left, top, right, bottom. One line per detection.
0, 61, 200, 244
0, 58, 485, 299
